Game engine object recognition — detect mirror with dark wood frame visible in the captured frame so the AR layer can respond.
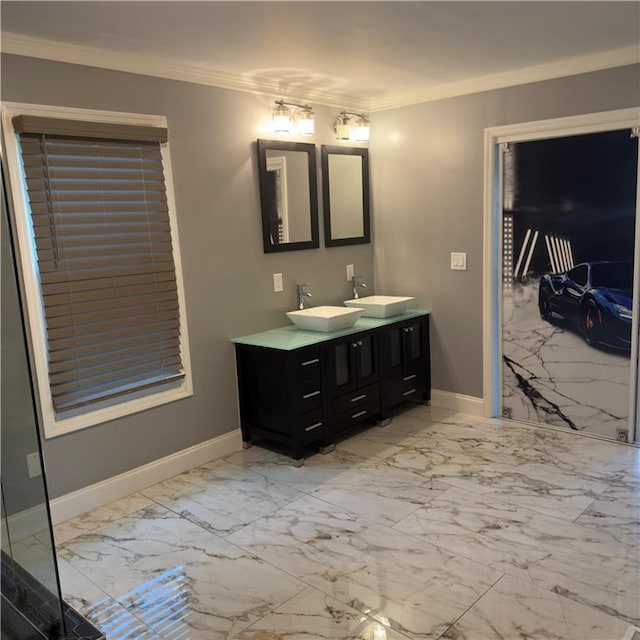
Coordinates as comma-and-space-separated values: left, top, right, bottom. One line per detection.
321, 145, 370, 247
257, 139, 319, 253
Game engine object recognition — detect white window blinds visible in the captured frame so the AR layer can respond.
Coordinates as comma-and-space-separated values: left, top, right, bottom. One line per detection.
14, 116, 185, 413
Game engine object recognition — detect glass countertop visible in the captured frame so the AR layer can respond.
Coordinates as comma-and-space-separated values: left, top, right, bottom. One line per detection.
231, 309, 430, 350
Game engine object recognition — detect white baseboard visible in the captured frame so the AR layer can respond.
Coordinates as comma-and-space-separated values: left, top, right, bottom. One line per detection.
431, 389, 485, 416
50, 428, 242, 525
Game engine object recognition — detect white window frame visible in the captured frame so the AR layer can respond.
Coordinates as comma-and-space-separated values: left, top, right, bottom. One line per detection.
1, 102, 193, 438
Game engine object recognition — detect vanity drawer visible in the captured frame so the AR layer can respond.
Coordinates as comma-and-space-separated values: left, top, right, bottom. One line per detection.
332, 397, 380, 435
298, 379, 322, 412
297, 349, 323, 380
386, 375, 427, 407
331, 382, 379, 415
299, 409, 324, 444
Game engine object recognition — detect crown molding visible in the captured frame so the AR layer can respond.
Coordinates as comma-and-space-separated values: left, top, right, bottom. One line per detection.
0, 32, 370, 111
2, 32, 638, 114
368, 45, 640, 112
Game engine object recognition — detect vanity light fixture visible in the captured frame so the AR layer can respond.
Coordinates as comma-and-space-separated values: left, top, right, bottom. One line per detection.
272, 99, 315, 136
334, 111, 370, 142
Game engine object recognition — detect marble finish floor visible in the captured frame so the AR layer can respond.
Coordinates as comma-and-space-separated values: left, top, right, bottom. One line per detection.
502, 280, 630, 440
54, 406, 640, 639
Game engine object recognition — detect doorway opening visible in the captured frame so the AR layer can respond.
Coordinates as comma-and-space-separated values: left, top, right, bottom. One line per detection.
483, 109, 640, 443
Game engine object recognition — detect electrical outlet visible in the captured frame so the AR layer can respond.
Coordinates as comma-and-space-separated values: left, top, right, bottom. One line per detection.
616, 428, 628, 443
273, 273, 283, 292
26, 452, 41, 479
346, 264, 355, 281
450, 252, 467, 271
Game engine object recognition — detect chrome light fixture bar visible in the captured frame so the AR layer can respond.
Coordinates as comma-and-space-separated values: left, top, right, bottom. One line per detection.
334, 110, 370, 142
272, 99, 315, 136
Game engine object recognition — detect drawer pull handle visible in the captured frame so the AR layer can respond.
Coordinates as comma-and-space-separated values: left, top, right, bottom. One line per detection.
350, 394, 367, 402
351, 410, 367, 419
302, 390, 321, 399
403, 388, 416, 396
305, 422, 323, 432
301, 358, 320, 367
403, 374, 417, 381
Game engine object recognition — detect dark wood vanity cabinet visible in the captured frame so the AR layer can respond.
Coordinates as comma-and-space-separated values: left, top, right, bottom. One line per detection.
379, 315, 430, 418
325, 331, 380, 440
235, 344, 326, 464
233, 312, 430, 463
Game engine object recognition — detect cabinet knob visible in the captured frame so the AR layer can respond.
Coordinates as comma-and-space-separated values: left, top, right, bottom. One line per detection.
351, 342, 359, 348
358, 340, 363, 346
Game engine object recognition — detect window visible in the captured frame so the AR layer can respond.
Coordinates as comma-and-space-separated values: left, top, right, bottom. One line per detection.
568, 264, 588, 287
2, 104, 192, 437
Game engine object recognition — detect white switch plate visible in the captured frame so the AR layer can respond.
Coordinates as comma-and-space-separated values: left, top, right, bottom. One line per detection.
273, 273, 283, 292
346, 264, 355, 281
450, 252, 467, 271
26, 452, 41, 478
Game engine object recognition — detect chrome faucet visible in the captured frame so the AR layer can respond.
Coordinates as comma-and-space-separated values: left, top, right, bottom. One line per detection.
296, 283, 313, 310
351, 275, 367, 299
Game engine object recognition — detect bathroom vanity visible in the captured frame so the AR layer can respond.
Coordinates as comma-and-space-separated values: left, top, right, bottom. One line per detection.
232, 311, 430, 464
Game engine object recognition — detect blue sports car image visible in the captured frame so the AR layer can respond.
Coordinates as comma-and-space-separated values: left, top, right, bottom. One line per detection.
538, 261, 633, 350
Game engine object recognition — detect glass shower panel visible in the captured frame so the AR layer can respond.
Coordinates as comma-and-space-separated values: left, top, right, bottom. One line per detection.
1, 170, 65, 637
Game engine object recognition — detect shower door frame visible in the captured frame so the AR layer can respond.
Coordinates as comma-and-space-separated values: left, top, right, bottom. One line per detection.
482, 107, 640, 442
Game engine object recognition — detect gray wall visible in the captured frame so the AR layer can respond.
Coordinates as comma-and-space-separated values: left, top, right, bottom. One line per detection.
1, 54, 374, 497
370, 64, 640, 398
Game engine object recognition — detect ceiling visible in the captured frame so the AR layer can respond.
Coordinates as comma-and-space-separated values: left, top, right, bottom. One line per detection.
1, 1, 639, 111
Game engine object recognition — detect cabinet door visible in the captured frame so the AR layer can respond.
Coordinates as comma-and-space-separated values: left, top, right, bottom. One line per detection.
355, 333, 379, 387
328, 337, 359, 395
404, 318, 426, 364
327, 332, 378, 395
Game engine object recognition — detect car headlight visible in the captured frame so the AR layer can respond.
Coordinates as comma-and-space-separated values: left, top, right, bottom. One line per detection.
614, 303, 633, 319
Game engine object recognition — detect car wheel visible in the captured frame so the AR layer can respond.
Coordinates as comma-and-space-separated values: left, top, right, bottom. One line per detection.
538, 286, 552, 321
583, 300, 602, 346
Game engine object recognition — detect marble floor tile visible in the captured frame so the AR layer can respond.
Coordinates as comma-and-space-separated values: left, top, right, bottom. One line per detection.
232, 586, 412, 640
576, 482, 640, 537
56, 555, 112, 615
334, 427, 408, 461
227, 494, 501, 640
50, 406, 639, 640
58, 504, 307, 639
385, 435, 609, 520
225, 446, 372, 495
84, 596, 164, 640
394, 485, 640, 623
141, 459, 302, 537
422, 415, 640, 485
53, 492, 154, 545
441, 574, 632, 640
310, 461, 449, 526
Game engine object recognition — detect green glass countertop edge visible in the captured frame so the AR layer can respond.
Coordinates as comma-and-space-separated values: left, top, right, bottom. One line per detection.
231, 309, 430, 350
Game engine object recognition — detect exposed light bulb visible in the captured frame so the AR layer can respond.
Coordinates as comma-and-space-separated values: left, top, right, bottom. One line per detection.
298, 107, 315, 136
354, 115, 370, 142
373, 623, 387, 640
336, 112, 351, 140
272, 102, 291, 133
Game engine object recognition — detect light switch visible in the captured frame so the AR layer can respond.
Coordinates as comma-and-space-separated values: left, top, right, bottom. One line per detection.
273, 273, 283, 292
450, 252, 467, 271
346, 264, 355, 281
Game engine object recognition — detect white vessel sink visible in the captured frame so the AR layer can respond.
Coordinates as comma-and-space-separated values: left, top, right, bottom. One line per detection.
286, 306, 363, 332
344, 295, 416, 318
